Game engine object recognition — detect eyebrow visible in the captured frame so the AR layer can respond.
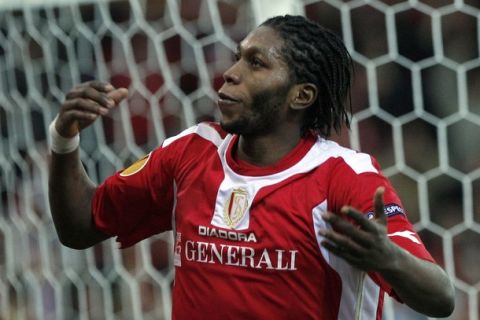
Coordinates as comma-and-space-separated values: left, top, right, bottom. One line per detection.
236, 44, 267, 57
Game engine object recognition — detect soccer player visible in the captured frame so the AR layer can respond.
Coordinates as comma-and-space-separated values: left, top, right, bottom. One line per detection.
49, 15, 454, 319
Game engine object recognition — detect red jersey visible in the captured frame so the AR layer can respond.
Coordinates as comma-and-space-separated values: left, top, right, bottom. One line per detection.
92, 123, 434, 320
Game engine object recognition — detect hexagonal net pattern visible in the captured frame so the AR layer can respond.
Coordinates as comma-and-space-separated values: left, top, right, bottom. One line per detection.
0, 0, 478, 319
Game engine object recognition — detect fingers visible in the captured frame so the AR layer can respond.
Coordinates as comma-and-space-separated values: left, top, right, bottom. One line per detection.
374, 187, 386, 225
63, 98, 109, 116
319, 226, 365, 253
338, 186, 387, 231
61, 109, 99, 123
65, 86, 116, 109
341, 206, 377, 232
75, 80, 114, 93
56, 81, 128, 136
321, 212, 373, 246
319, 186, 389, 270
107, 88, 129, 104
320, 240, 363, 264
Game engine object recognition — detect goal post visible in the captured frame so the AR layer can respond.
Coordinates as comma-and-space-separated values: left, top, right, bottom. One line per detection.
1, 0, 479, 319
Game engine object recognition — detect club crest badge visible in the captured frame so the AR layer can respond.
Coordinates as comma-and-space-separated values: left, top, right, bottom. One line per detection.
223, 188, 249, 229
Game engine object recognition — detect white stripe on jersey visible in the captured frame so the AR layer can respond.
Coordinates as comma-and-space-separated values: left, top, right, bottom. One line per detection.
312, 201, 380, 320
162, 123, 224, 148
388, 230, 421, 244
360, 276, 381, 319
341, 151, 378, 174
163, 124, 377, 176
312, 201, 331, 263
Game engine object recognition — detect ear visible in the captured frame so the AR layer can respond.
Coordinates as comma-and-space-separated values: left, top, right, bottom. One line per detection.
289, 83, 318, 110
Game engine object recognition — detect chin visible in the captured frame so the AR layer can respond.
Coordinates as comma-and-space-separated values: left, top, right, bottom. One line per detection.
220, 117, 253, 135
219, 120, 240, 134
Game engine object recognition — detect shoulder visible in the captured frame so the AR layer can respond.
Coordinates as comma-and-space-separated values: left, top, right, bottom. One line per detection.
161, 122, 228, 149
319, 140, 397, 213
152, 122, 229, 171
316, 139, 379, 176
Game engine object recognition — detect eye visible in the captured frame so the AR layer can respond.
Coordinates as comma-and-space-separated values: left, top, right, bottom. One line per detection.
233, 52, 240, 61
250, 57, 264, 68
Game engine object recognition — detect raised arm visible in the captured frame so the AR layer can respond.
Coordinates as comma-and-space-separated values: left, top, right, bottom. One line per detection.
320, 188, 455, 317
48, 81, 128, 249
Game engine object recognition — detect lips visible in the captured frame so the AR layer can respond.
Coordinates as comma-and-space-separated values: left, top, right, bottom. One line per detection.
218, 91, 241, 105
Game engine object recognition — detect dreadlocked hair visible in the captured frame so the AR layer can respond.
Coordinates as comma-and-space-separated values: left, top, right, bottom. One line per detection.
261, 15, 353, 137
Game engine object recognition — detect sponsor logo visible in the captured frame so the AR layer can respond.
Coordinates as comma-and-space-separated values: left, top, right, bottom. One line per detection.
384, 204, 405, 216
223, 188, 249, 228
366, 203, 405, 219
198, 225, 257, 243
184, 240, 298, 271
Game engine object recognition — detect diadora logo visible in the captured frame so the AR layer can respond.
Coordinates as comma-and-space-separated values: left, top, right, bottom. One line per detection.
223, 188, 249, 228
198, 225, 257, 243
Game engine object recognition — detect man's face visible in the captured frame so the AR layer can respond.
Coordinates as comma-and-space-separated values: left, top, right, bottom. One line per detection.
217, 26, 293, 136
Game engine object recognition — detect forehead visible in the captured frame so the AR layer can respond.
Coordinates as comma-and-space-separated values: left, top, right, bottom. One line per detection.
239, 26, 285, 58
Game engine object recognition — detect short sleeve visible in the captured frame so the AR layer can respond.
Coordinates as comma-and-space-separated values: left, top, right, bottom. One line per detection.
328, 154, 435, 300
92, 146, 176, 248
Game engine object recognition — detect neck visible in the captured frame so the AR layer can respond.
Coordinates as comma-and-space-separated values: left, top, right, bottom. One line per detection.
236, 124, 303, 167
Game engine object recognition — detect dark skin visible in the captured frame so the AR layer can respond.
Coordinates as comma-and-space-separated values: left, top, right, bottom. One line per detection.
49, 81, 128, 248
321, 188, 454, 317
49, 26, 454, 316
218, 27, 317, 166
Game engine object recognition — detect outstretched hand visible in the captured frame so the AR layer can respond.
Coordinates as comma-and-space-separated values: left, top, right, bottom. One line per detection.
319, 187, 397, 272
55, 81, 128, 138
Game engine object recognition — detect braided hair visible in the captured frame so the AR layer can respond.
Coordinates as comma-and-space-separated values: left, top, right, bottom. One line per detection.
261, 15, 353, 137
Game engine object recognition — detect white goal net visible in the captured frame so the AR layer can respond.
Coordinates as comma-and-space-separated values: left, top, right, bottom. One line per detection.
0, 0, 479, 319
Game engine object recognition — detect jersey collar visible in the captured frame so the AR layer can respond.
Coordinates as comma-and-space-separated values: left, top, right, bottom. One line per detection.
225, 133, 317, 177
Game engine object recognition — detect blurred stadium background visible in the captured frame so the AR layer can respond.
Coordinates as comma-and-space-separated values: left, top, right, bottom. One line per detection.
0, 0, 479, 319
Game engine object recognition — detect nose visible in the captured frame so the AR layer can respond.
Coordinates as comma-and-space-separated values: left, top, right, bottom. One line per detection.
223, 62, 241, 85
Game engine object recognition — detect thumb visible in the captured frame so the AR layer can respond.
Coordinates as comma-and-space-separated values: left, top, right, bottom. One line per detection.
107, 88, 129, 105
374, 187, 386, 226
